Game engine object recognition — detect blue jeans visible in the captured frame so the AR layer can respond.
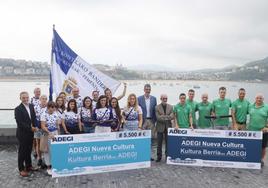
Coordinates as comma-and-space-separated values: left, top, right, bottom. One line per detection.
84, 126, 95, 133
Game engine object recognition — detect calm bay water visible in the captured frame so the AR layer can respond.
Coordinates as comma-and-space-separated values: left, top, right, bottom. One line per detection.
1, 80, 268, 127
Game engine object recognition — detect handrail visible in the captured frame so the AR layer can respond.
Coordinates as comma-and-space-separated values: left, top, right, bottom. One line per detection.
0, 109, 14, 111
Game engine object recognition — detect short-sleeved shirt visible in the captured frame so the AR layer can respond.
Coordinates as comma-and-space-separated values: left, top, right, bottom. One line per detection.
31, 97, 40, 107
197, 102, 213, 128
123, 106, 143, 121
63, 111, 80, 127
212, 98, 232, 126
248, 103, 268, 131
231, 99, 250, 123
79, 107, 92, 123
56, 108, 64, 124
40, 111, 59, 132
34, 105, 47, 121
186, 99, 198, 125
93, 107, 113, 127
173, 103, 192, 128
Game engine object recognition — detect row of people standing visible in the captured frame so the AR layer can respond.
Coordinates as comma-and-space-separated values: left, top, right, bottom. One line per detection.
15, 83, 268, 177
154, 87, 268, 166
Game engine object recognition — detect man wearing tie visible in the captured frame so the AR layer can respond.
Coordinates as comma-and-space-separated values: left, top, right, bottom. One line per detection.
155, 94, 174, 162
15, 91, 37, 177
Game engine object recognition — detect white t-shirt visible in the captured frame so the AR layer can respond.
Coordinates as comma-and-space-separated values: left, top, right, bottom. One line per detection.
34, 104, 47, 121
30, 97, 40, 107
79, 107, 92, 123
62, 111, 80, 127
93, 107, 112, 121
40, 111, 59, 132
123, 106, 142, 121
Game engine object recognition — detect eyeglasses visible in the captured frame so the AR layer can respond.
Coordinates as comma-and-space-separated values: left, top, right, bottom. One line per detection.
162, 98, 167, 100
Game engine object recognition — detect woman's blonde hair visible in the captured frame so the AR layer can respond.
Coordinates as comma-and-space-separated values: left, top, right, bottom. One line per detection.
127, 93, 138, 111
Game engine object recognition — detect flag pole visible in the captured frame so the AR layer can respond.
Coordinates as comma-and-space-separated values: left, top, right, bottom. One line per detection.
49, 24, 55, 101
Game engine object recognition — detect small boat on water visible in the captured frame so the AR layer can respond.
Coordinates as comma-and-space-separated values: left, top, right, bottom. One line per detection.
193, 85, 200, 89
36, 82, 41, 85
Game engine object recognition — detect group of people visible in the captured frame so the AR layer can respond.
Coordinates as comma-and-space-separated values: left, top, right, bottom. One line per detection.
14, 83, 268, 177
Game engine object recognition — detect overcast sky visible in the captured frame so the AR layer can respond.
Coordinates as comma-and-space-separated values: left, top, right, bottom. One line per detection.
0, 0, 268, 71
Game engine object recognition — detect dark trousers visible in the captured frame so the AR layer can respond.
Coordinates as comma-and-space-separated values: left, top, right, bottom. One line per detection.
67, 126, 80, 134
157, 129, 168, 160
17, 134, 33, 171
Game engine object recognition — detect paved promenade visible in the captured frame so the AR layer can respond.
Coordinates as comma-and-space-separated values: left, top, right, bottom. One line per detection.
0, 144, 267, 188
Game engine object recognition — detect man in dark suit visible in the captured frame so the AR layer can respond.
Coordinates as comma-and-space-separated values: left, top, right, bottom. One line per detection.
14, 91, 37, 177
138, 84, 157, 161
155, 94, 174, 162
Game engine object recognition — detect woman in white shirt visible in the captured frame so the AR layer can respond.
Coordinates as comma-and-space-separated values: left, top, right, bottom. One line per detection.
41, 101, 60, 176
55, 96, 65, 134
62, 99, 82, 134
34, 95, 47, 167
122, 94, 143, 131
92, 95, 114, 133
80, 97, 94, 133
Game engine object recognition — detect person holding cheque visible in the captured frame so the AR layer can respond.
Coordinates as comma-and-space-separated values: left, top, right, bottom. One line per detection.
122, 94, 143, 131
92, 95, 115, 133
248, 94, 268, 167
155, 94, 174, 162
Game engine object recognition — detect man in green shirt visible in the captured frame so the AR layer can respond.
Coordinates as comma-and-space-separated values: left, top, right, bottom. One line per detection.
197, 93, 213, 129
248, 94, 268, 166
231, 88, 250, 130
212, 87, 232, 129
173, 93, 193, 129
186, 89, 198, 128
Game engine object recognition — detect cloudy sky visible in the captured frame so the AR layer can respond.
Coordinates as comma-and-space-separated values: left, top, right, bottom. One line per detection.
0, 0, 268, 71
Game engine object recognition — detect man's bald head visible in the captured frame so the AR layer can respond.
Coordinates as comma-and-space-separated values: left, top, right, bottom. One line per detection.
160, 94, 168, 104
72, 87, 80, 97
201, 93, 208, 103
255, 93, 264, 105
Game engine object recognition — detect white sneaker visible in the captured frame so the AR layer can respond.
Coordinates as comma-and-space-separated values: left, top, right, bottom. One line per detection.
47, 169, 52, 176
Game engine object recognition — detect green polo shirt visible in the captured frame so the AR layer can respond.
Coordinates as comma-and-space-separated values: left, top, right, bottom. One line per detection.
212, 98, 232, 126
186, 99, 198, 125
248, 103, 268, 131
231, 98, 250, 124
173, 103, 192, 128
197, 102, 213, 128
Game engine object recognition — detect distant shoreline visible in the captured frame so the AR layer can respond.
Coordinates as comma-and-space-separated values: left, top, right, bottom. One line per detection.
0, 78, 49, 82
0, 78, 267, 84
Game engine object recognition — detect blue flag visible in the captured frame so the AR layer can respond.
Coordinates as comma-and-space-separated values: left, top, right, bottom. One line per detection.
49, 28, 121, 100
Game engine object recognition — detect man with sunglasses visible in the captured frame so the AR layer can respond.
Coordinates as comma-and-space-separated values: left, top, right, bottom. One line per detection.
155, 94, 174, 162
